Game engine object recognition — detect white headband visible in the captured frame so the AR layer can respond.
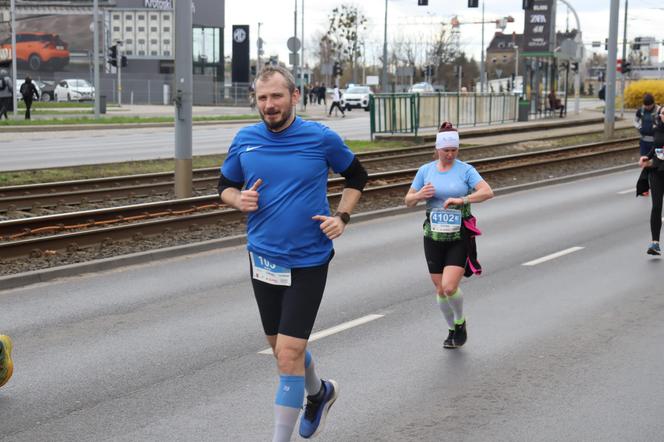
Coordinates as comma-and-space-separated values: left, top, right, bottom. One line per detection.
435, 131, 459, 149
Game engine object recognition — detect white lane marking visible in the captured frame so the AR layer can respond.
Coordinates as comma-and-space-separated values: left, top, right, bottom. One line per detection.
617, 189, 634, 195
522, 246, 585, 266
258, 314, 385, 355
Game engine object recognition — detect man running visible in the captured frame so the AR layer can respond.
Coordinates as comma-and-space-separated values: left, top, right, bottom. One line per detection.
218, 65, 367, 441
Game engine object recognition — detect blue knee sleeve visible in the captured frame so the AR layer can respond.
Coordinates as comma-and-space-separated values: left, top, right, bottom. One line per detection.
305, 351, 312, 369
275, 375, 305, 409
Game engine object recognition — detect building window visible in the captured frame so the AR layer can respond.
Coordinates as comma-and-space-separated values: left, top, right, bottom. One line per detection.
113, 14, 120, 20
151, 15, 158, 20
125, 14, 132, 20
113, 26, 120, 32
125, 50, 133, 55
138, 39, 146, 44
138, 27, 145, 32
151, 27, 158, 32
126, 39, 133, 44
163, 27, 170, 32
159, 60, 174, 74
163, 15, 170, 20
126, 26, 133, 32
151, 50, 158, 56
151, 39, 158, 44
138, 15, 145, 20
139, 50, 146, 56
163, 50, 171, 57
163, 39, 170, 44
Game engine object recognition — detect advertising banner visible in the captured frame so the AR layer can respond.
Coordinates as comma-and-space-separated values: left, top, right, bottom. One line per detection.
522, 0, 557, 56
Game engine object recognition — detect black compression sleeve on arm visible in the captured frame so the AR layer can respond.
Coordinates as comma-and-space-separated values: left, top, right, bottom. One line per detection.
218, 173, 244, 195
340, 157, 368, 191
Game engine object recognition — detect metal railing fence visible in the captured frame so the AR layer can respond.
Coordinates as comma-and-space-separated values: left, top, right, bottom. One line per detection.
370, 92, 519, 139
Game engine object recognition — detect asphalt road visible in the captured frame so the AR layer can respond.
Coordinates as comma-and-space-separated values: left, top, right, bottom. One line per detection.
1, 168, 662, 441
0, 115, 370, 172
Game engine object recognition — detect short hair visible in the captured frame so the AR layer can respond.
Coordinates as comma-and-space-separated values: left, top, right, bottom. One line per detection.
643, 93, 655, 106
255, 65, 296, 94
438, 121, 457, 133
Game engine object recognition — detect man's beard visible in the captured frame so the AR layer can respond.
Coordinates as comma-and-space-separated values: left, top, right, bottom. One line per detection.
260, 105, 293, 131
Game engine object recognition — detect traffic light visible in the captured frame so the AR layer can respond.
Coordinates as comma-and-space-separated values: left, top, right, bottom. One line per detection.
333, 61, 343, 77
522, 0, 533, 9
621, 61, 631, 74
632, 37, 641, 51
604, 38, 608, 50
121, 55, 127, 68
571, 62, 579, 72
468, 0, 478, 7
108, 45, 118, 67
418, 0, 428, 5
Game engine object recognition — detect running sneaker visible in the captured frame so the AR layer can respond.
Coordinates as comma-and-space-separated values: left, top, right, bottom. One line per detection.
299, 379, 339, 439
443, 329, 456, 349
0, 335, 14, 388
454, 320, 468, 347
647, 242, 661, 255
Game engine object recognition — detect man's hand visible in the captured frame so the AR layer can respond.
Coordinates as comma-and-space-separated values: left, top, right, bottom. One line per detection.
239, 178, 263, 212
312, 214, 346, 240
639, 156, 651, 168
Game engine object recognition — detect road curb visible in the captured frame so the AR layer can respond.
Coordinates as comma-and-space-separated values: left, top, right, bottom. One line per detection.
0, 163, 639, 291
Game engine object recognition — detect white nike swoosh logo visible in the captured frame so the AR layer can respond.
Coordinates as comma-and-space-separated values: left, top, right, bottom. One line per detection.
246, 145, 262, 151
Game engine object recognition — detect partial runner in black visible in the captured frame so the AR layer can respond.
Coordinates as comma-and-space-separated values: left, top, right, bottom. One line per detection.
404, 122, 493, 349
638, 105, 664, 256
219, 65, 367, 441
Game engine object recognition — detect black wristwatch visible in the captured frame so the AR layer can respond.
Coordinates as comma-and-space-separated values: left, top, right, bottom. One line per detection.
334, 211, 351, 224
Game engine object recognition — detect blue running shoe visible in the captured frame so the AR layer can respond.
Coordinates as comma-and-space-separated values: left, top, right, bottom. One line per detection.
647, 242, 661, 256
299, 379, 339, 439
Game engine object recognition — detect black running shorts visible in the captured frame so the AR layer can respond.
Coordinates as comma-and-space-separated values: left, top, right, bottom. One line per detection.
250, 252, 333, 339
423, 235, 467, 273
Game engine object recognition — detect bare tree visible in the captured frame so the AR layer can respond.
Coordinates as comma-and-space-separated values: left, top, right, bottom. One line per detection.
325, 4, 368, 83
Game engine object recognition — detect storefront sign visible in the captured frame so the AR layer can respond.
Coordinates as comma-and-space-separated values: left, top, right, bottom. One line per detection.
522, 0, 556, 55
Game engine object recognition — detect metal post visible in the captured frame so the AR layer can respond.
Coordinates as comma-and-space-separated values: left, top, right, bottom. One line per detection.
293, 0, 298, 97
117, 43, 122, 106
381, 0, 388, 92
174, 0, 193, 198
620, 0, 628, 118
480, 1, 485, 94
257, 22, 262, 71
93, 0, 100, 118
10, 0, 17, 118
604, 0, 620, 139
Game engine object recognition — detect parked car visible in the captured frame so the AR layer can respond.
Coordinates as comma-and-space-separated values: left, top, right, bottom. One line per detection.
0, 33, 69, 71
35, 80, 55, 102
408, 82, 435, 94
54, 79, 95, 102
15, 79, 41, 101
340, 86, 373, 111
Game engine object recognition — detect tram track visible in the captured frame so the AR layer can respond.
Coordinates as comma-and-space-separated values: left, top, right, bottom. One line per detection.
0, 128, 638, 215
0, 137, 639, 262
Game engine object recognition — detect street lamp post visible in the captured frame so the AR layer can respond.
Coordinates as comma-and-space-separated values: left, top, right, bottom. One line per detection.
480, 0, 485, 93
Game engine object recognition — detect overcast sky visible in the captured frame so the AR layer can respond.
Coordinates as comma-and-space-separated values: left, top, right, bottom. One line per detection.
224, 0, 664, 66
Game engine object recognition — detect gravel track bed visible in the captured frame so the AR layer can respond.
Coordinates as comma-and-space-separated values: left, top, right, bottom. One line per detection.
0, 150, 641, 276
2, 134, 638, 220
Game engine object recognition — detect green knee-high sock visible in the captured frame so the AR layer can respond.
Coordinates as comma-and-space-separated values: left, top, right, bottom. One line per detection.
436, 294, 455, 330
448, 288, 465, 324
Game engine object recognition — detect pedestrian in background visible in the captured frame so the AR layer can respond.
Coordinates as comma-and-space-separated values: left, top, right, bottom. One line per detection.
19, 75, 39, 120
638, 105, 664, 256
0, 69, 12, 120
328, 84, 345, 118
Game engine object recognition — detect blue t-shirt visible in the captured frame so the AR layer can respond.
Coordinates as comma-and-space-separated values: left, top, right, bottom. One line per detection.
221, 117, 355, 268
411, 160, 483, 209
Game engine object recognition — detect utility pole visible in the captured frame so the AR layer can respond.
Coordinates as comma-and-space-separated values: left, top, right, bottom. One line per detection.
480, 1, 485, 93
10, 0, 17, 118
174, 0, 193, 198
117, 42, 122, 106
604, 0, 620, 139
620, 0, 628, 118
93, 0, 100, 118
382, 0, 388, 92
257, 22, 262, 72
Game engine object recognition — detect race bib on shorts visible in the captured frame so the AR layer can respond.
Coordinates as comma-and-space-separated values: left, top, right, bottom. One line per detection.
250, 252, 291, 286
656, 148, 664, 160
429, 208, 462, 233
